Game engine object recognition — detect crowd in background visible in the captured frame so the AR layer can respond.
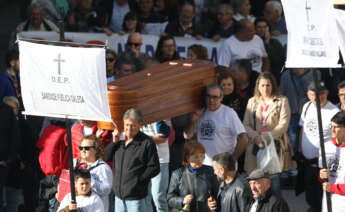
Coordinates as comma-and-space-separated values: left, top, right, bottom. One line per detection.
2, 0, 345, 212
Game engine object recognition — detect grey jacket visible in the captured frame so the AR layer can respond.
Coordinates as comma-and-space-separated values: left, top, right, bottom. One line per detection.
279, 69, 318, 115
217, 173, 252, 212
167, 166, 219, 212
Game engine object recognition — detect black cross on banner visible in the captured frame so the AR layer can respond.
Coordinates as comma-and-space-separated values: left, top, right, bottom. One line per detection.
53, 53, 65, 75
305, 0, 311, 23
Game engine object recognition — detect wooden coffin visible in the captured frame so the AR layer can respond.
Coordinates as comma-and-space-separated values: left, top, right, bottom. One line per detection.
97, 59, 216, 130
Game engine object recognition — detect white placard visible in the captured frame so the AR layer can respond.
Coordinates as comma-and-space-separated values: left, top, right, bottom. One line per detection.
18, 40, 112, 122
281, 0, 340, 68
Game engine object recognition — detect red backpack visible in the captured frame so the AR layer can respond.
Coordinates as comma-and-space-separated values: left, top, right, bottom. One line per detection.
37, 125, 69, 176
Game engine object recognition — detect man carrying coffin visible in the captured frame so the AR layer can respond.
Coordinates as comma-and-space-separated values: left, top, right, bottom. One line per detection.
184, 84, 248, 166
105, 108, 160, 212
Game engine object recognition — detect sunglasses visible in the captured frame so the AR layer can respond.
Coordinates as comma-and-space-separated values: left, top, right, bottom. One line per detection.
78, 146, 95, 151
127, 42, 141, 47
106, 58, 115, 62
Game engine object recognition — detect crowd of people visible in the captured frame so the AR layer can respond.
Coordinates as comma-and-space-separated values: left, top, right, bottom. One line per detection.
2, 0, 345, 212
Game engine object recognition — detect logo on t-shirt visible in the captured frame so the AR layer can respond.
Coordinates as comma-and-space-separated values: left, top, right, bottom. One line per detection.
199, 120, 216, 140
328, 157, 340, 178
247, 50, 261, 69
305, 118, 318, 137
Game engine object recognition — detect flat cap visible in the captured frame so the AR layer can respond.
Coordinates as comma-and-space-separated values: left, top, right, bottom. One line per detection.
308, 81, 327, 91
247, 168, 271, 180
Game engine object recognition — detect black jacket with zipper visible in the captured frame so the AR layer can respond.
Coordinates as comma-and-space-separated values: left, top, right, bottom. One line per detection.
246, 188, 289, 212
105, 131, 159, 200
217, 173, 252, 212
167, 165, 219, 212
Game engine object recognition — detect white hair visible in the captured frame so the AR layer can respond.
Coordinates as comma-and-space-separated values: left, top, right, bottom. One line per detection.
267, 1, 283, 16
3, 96, 19, 107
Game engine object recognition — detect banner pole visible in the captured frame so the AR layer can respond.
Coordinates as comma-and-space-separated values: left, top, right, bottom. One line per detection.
312, 70, 332, 212
65, 117, 77, 211
59, 21, 77, 212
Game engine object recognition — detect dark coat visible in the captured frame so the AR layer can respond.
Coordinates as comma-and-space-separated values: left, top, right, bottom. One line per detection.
217, 173, 252, 212
105, 131, 160, 200
0, 102, 18, 167
165, 19, 203, 37
167, 166, 219, 212
246, 188, 289, 212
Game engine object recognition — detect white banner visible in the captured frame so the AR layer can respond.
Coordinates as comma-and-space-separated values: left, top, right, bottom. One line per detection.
281, 0, 340, 68
18, 40, 112, 122
18, 31, 222, 63
335, 9, 345, 60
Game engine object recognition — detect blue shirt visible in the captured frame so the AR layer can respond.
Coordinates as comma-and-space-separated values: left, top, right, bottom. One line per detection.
0, 71, 16, 100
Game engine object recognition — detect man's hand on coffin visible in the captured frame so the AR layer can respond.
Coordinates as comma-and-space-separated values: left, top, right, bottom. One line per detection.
112, 127, 120, 144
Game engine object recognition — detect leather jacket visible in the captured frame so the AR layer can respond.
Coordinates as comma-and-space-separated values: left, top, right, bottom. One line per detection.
246, 188, 289, 212
167, 165, 219, 212
217, 173, 252, 212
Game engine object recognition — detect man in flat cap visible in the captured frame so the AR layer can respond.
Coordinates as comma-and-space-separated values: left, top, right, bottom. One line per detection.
297, 81, 339, 212
247, 169, 289, 212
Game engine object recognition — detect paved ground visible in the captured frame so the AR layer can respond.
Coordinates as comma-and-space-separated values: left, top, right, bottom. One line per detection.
282, 189, 309, 212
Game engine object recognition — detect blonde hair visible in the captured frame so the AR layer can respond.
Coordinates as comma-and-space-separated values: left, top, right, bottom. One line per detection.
253, 72, 280, 98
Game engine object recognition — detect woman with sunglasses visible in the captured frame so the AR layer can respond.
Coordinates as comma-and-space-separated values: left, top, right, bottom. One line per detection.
77, 134, 113, 212
106, 49, 117, 82
167, 141, 218, 212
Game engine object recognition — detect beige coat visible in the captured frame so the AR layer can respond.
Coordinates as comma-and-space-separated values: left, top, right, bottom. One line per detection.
243, 95, 296, 174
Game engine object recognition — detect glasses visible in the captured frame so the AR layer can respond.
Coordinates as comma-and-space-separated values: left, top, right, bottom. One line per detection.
127, 42, 141, 47
78, 146, 95, 151
189, 154, 205, 162
106, 58, 115, 62
206, 94, 221, 100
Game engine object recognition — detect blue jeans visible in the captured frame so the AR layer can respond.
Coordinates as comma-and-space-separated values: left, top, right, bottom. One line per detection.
4, 187, 23, 212
108, 191, 115, 212
270, 174, 281, 195
146, 163, 169, 212
115, 196, 146, 212
287, 114, 300, 153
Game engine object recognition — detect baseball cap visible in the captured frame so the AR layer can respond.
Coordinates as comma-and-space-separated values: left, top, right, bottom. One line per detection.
308, 81, 327, 91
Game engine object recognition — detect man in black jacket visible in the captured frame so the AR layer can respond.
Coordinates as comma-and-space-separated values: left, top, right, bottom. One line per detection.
0, 102, 18, 212
105, 108, 160, 212
208, 152, 252, 212
247, 169, 289, 212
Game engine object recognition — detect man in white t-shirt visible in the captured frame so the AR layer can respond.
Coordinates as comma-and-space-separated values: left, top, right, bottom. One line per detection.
319, 111, 345, 212
218, 19, 270, 73
298, 81, 340, 212
141, 120, 171, 212
184, 84, 248, 166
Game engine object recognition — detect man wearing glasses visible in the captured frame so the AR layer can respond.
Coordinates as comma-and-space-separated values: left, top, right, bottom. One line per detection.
319, 111, 345, 212
184, 84, 248, 166
337, 81, 345, 111
120, 32, 151, 71
298, 81, 340, 212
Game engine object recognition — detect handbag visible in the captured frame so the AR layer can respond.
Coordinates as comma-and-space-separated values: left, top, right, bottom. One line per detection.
256, 132, 281, 175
